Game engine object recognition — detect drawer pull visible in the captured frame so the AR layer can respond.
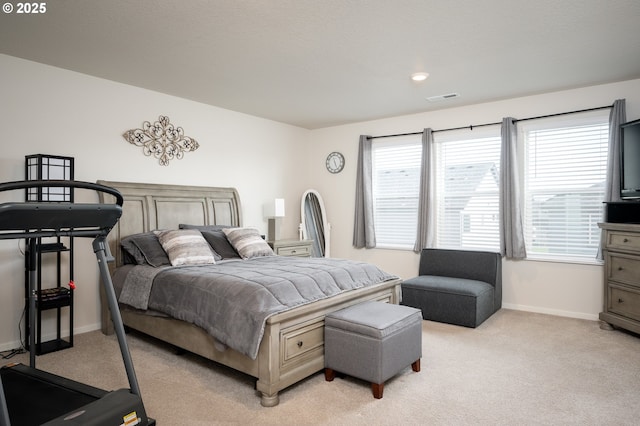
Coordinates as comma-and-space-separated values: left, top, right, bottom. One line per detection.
623, 238, 629, 243
297, 341, 303, 348
618, 266, 624, 271
618, 298, 624, 304
291, 250, 297, 254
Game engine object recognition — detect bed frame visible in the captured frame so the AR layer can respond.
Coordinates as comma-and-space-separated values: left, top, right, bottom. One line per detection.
96, 181, 401, 407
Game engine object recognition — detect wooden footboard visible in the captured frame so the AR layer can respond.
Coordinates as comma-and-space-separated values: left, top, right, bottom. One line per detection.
102, 278, 401, 406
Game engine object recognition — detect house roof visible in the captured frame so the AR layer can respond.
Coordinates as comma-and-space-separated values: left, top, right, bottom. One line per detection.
446, 163, 499, 193
1, 0, 639, 129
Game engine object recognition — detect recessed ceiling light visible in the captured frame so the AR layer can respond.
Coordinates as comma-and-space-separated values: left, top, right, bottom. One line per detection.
411, 72, 429, 82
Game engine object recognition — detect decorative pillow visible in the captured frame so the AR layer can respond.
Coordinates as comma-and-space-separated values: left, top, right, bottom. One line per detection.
154, 229, 216, 266
200, 230, 241, 260
222, 227, 274, 259
121, 232, 171, 267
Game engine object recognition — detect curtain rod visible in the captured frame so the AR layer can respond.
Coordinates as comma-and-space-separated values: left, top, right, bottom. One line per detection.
366, 104, 613, 140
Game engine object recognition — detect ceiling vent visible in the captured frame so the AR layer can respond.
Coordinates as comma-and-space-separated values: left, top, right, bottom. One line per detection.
426, 93, 460, 102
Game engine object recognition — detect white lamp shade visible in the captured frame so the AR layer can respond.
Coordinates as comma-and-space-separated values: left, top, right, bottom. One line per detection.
264, 198, 285, 218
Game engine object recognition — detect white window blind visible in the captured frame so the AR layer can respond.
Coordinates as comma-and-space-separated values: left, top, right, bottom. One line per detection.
372, 136, 421, 248
521, 113, 609, 261
433, 130, 501, 251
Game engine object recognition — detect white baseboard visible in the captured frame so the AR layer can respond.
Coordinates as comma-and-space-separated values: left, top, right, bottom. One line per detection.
0, 322, 101, 353
502, 303, 599, 321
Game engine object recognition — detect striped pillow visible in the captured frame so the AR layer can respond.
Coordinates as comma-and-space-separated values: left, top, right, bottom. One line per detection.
222, 227, 274, 259
154, 229, 216, 266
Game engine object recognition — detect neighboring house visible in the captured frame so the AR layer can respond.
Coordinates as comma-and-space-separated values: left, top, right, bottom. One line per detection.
373, 165, 421, 244
372, 161, 501, 249
443, 162, 499, 249
530, 181, 605, 257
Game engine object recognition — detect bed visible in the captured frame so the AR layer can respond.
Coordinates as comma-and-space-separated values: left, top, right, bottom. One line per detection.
96, 181, 402, 407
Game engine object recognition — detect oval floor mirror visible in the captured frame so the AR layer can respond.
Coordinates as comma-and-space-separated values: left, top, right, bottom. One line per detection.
300, 189, 330, 257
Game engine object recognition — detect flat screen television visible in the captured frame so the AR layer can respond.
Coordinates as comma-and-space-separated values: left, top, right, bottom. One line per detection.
620, 118, 640, 200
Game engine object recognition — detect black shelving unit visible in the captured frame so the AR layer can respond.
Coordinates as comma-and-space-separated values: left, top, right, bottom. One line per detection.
24, 237, 74, 354
24, 154, 75, 355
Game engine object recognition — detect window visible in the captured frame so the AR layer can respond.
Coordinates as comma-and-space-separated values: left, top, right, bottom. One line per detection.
372, 135, 421, 248
520, 112, 609, 261
368, 110, 610, 262
433, 129, 501, 251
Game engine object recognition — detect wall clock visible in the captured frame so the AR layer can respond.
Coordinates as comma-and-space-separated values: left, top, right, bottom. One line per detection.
326, 152, 345, 174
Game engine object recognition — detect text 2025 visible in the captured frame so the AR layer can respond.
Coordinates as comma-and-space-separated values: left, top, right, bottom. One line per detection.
16, 2, 46, 13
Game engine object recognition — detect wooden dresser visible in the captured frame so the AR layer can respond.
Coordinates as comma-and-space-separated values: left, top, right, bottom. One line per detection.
599, 222, 640, 334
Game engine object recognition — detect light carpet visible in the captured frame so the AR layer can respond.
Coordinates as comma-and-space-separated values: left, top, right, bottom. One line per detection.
8, 309, 640, 425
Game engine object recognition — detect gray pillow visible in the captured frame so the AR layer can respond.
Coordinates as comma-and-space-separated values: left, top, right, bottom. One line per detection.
121, 232, 171, 267
200, 230, 240, 260
222, 227, 274, 259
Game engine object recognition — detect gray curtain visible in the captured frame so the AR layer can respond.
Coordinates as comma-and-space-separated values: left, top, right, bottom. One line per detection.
604, 99, 627, 203
598, 99, 626, 260
353, 135, 376, 248
500, 117, 526, 259
414, 129, 434, 252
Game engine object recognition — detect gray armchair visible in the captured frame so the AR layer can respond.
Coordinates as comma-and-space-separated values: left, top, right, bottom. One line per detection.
401, 248, 502, 328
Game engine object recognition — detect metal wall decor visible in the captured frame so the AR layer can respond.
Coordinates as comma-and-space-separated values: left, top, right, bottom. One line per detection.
123, 115, 199, 166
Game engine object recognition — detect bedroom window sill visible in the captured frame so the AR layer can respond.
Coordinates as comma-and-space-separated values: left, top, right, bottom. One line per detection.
520, 256, 604, 267
375, 244, 415, 251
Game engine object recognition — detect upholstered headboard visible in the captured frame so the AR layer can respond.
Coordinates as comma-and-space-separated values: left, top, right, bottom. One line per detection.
97, 180, 242, 267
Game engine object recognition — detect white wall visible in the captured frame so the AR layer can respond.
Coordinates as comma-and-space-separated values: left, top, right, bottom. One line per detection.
308, 78, 640, 321
0, 54, 310, 350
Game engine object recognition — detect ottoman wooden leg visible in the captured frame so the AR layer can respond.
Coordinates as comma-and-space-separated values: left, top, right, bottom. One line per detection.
325, 368, 336, 382
371, 382, 384, 399
412, 359, 421, 372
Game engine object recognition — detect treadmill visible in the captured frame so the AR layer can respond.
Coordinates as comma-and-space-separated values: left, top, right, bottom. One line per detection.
0, 180, 153, 426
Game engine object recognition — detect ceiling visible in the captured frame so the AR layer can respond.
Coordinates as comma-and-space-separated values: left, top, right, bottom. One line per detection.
1, 0, 640, 129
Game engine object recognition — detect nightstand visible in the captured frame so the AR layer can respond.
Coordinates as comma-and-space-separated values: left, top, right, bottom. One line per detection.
269, 239, 314, 257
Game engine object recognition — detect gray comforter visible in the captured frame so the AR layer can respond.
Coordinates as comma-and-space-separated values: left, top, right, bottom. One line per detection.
117, 256, 397, 359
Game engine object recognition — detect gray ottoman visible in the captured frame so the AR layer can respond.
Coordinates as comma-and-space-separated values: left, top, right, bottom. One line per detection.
324, 301, 422, 399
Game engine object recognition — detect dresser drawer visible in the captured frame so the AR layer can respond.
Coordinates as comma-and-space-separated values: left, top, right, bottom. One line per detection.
608, 285, 640, 322
607, 253, 640, 287
606, 231, 640, 253
276, 245, 311, 257
270, 239, 313, 257
281, 319, 324, 369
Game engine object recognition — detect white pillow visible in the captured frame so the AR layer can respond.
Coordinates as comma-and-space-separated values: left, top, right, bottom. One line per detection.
154, 229, 216, 266
222, 227, 274, 259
